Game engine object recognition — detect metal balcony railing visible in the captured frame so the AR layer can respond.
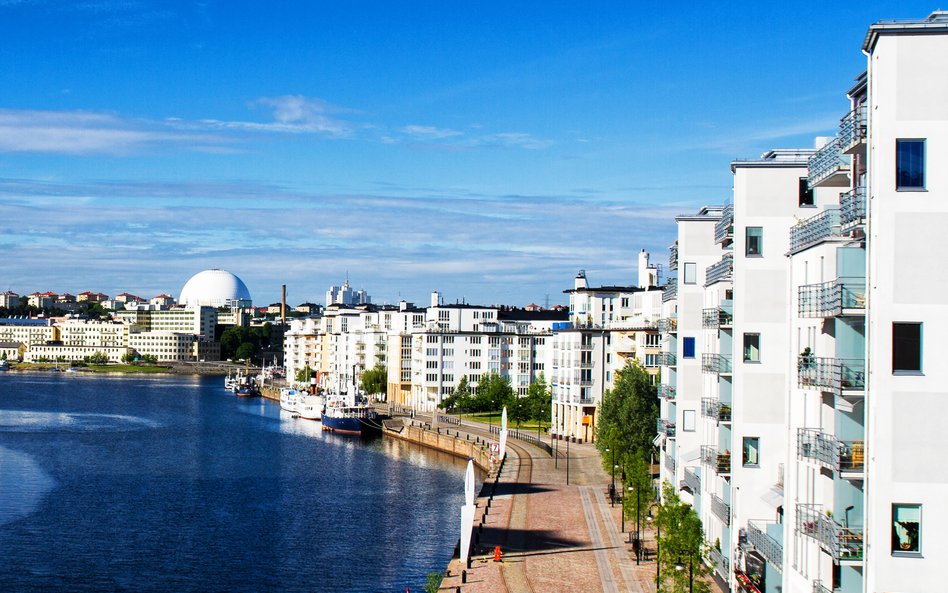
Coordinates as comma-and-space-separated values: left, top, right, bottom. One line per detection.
657, 418, 676, 438
683, 467, 700, 493
708, 546, 729, 581
660, 351, 677, 367
798, 356, 865, 393
664, 451, 676, 473
747, 520, 784, 568
798, 278, 866, 318
702, 352, 732, 375
711, 493, 731, 526
701, 445, 731, 475
669, 242, 678, 270
658, 317, 678, 333
840, 186, 866, 229
813, 581, 833, 593
715, 204, 734, 244
790, 207, 842, 254
705, 254, 733, 286
797, 503, 864, 562
662, 283, 677, 303
658, 383, 676, 400
702, 307, 733, 329
808, 137, 851, 188
839, 105, 867, 154
797, 428, 837, 469
837, 440, 866, 475
701, 398, 732, 422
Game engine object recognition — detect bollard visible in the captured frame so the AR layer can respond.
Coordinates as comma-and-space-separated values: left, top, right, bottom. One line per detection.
462, 570, 467, 584
467, 557, 472, 569
457, 587, 461, 593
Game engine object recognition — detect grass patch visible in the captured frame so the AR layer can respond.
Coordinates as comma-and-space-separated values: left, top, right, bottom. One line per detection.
84, 364, 171, 373
454, 411, 550, 433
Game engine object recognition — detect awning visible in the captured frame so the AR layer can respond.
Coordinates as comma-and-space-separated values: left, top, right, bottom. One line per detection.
652, 433, 665, 447
760, 485, 784, 509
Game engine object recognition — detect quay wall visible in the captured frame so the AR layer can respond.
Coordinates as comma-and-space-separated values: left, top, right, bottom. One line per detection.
382, 422, 494, 472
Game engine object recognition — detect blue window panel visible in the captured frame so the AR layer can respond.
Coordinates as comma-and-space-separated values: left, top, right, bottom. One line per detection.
683, 337, 696, 359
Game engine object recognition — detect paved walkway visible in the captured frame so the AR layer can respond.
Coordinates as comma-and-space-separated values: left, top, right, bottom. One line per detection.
417, 415, 662, 593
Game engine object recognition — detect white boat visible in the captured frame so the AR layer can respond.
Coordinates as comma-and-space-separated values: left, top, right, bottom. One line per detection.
279, 388, 301, 414
297, 393, 325, 421
0, 359, 8, 371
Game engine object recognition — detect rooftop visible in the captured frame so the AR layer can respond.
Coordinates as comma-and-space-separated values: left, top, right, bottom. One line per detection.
864, 11, 948, 52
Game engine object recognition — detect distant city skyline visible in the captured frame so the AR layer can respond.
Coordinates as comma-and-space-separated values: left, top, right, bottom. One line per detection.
0, 1, 932, 305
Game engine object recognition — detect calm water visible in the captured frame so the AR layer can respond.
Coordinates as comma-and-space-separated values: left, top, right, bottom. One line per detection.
0, 372, 469, 593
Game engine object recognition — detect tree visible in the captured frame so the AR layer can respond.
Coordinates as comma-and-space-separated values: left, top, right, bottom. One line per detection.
526, 373, 551, 436
507, 391, 531, 428
622, 453, 654, 549
439, 375, 472, 412
474, 372, 514, 415
141, 354, 158, 364
596, 360, 658, 463
423, 571, 443, 593
655, 482, 712, 593
86, 351, 109, 364
235, 342, 255, 361
360, 364, 387, 399
295, 366, 313, 384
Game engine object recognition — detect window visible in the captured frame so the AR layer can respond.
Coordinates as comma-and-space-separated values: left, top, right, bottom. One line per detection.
683, 262, 697, 284
746, 227, 763, 256
896, 139, 925, 190
892, 504, 921, 555
893, 322, 922, 373
682, 337, 696, 359
743, 437, 760, 467
743, 333, 760, 363
682, 410, 696, 432
798, 177, 814, 206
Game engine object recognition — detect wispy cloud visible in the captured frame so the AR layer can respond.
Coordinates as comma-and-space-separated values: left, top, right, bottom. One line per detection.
401, 124, 463, 139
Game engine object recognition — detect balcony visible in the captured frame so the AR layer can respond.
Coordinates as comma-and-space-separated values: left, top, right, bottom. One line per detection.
813, 581, 833, 593
664, 451, 676, 474
701, 445, 731, 476
683, 466, 700, 493
662, 283, 677, 303
839, 105, 867, 155
702, 307, 733, 329
705, 254, 733, 287
798, 278, 866, 318
797, 504, 864, 563
714, 204, 734, 245
797, 428, 865, 478
660, 351, 677, 367
658, 317, 678, 334
702, 352, 732, 376
789, 207, 842, 254
746, 520, 784, 569
798, 356, 865, 394
669, 242, 678, 270
711, 493, 731, 526
701, 398, 732, 423
837, 440, 866, 477
708, 546, 729, 581
658, 383, 676, 400
657, 418, 676, 438
808, 137, 852, 188
840, 186, 866, 230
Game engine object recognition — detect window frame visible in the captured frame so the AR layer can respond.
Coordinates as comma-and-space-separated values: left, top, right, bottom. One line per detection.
798, 176, 815, 207
742, 436, 760, 467
896, 139, 926, 191
743, 332, 761, 363
745, 226, 763, 257
892, 503, 922, 556
682, 409, 696, 432
892, 322, 922, 375
683, 262, 697, 285
682, 336, 696, 359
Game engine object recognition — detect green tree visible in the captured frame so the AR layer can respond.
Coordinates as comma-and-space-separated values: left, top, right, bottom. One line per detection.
295, 366, 313, 384
423, 571, 443, 593
86, 351, 109, 364
360, 364, 387, 398
234, 342, 255, 361
596, 361, 658, 464
622, 453, 654, 548
474, 372, 514, 415
526, 373, 551, 436
507, 391, 531, 427
141, 354, 158, 364
121, 352, 135, 364
655, 482, 712, 593
439, 375, 472, 412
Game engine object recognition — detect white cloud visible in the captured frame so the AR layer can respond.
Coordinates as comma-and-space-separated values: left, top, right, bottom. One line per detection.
401, 124, 463, 139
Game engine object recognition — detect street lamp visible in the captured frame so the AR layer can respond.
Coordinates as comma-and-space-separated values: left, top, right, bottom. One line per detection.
566, 433, 572, 485
647, 511, 659, 588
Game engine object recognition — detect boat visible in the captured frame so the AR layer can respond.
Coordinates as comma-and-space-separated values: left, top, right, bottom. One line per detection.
0, 359, 8, 371
236, 384, 259, 397
279, 388, 301, 413
321, 391, 378, 435
297, 393, 325, 421
66, 367, 79, 374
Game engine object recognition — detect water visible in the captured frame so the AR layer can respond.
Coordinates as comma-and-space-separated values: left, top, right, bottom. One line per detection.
0, 373, 469, 593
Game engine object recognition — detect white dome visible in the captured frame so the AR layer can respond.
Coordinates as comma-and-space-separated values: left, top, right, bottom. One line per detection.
179, 269, 252, 308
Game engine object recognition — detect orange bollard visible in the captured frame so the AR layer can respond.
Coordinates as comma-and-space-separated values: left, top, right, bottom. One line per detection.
493, 545, 503, 562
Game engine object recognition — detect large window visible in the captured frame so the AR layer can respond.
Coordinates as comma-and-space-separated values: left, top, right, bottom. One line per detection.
743, 437, 760, 467
743, 333, 760, 363
892, 504, 921, 555
893, 322, 922, 373
798, 177, 814, 206
682, 337, 696, 359
896, 139, 925, 190
683, 262, 697, 284
746, 227, 763, 256
682, 410, 696, 432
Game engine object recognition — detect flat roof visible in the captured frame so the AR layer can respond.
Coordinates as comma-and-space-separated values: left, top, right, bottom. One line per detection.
864, 11, 948, 52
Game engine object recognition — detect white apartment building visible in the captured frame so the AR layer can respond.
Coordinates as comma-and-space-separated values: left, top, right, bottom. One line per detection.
0, 318, 57, 346
115, 306, 217, 338
0, 291, 19, 309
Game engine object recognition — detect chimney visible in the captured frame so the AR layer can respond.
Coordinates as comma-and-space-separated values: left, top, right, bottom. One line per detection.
281, 284, 287, 325
574, 270, 587, 290
431, 291, 440, 307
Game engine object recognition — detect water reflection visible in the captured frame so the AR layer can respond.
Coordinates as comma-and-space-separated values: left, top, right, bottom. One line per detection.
0, 446, 55, 526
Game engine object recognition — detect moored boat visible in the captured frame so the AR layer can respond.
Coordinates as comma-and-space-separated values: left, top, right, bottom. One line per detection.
321, 392, 378, 435
279, 388, 301, 413
297, 393, 324, 421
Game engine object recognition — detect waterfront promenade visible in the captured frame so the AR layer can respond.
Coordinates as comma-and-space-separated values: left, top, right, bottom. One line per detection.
416, 416, 661, 593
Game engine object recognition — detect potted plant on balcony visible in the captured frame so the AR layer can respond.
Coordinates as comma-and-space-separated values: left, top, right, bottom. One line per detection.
799, 347, 814, 371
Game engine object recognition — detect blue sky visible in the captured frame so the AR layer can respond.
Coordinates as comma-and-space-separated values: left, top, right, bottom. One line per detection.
0, 1, 934, 307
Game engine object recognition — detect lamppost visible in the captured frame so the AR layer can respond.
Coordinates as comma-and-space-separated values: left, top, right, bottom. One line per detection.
674, 554, 693, 593
647, 511, 659, 589
612, 462, 619, 507
566, 433, 572, 485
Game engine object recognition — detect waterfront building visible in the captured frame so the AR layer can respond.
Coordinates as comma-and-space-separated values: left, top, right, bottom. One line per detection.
24, 343, 128, 363
128, 331, 220, 362
115, 306, 217, 338
0, 291, 20, 309
0, 317, 57, 346
0, 340, 24, 361
59, 318, 128, 348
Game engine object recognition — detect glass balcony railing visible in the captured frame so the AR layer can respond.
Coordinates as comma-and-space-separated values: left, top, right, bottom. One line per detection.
701, 445, 731, 475
669, 242, 678, 271
658, 317, 678, 333
683, 466, 700, 493
798, 356, 865, 393
797, 503, 864, 562
657, 418, 676, 438
702, 307, 733, 329
660, 351, 677, 367
840, 186, 866, 229
702, 352, 733, 375
711, 493, 731, 526
715, 204, 734, 244
798, 278, 866, 318
813, 581, 833, 593
839, 105, 867, 154
658, 383, 676, 400
702, 398, 732, 423
705, 254, 733, 286
664, 451, 676, 473
746, 520, 784, 568
790, 207, 842, 254
808, 138, 852, 188
662, 283, 677, 303
708, 546, 729, 581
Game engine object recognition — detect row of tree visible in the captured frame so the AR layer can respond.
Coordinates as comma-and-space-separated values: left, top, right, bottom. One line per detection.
437, 372, 551, 428
596, 361, 712, 593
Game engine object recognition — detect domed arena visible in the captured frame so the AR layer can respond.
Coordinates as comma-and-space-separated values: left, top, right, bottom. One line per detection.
178, 269, 253, 308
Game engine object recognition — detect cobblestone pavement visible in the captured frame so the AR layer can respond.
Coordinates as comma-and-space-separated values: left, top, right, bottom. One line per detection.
430, 416, 667, 593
